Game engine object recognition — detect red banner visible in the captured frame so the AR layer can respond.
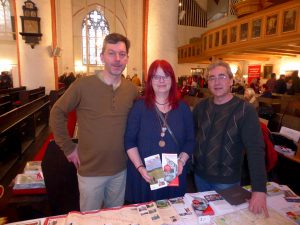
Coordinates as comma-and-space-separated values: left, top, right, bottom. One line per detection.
248, 65, 261, 84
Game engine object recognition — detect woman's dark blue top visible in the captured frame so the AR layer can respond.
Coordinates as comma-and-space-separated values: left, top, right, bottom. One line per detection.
124, 99, 195, 203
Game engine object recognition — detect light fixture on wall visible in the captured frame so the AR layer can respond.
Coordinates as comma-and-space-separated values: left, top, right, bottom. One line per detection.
47, 46, 62, 57
19, 0, 42, 49
52, 47, 61, 57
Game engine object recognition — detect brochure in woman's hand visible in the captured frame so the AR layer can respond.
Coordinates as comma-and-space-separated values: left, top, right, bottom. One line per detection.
144, 153, 178, 190
144, 154, 168, 190
162, 153, 179, 187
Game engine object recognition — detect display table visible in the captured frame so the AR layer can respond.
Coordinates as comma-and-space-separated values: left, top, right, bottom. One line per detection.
4, 186, 50, 223
5, 182, 300, 225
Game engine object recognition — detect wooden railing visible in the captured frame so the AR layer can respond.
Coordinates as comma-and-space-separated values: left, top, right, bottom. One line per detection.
178, 1, 300, 63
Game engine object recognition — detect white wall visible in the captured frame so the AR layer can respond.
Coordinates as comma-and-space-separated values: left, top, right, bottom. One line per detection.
16, 0, 55, 93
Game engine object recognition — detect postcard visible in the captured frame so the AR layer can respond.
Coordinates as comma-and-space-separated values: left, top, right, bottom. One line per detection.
162, 153, 179, 186
144, 154, 168, 190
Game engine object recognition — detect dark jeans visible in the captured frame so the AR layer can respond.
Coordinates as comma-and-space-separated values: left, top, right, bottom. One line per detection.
194, 174, 239, 192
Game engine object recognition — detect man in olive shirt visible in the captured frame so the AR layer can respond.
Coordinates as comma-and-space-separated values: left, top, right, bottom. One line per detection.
50, 33, 138, 212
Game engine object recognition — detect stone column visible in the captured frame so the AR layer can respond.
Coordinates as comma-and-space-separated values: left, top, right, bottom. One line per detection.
147, 0, 179, 73
56, 0, 74, 76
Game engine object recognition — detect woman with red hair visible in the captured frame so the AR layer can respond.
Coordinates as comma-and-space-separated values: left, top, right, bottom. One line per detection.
124, 59, 195, 203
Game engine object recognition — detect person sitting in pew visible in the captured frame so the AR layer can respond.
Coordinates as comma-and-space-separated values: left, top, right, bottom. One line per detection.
260, 84, 272, 98
0, 71, 13, 89
244, 88, 259, 110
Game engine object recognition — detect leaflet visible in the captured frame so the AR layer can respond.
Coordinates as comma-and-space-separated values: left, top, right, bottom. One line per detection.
162, 153, 179, 186
144, 154, 168, 190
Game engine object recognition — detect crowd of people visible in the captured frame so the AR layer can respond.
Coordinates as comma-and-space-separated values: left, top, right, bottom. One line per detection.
58, 72, 77, 89
177, 75, 207, 97
177, 70, 300, 100
232, 72, 300, 97
49, 32, 299, 218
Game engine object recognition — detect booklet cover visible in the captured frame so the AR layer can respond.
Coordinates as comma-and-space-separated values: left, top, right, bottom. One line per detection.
185, 192, 217, 217
161, 153, 179, 186
144, 154, 168, 190
216, 185, 251, 206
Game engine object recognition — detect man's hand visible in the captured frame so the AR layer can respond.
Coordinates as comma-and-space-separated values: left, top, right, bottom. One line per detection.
67, 145, 80, 169
248, 191, 269, 217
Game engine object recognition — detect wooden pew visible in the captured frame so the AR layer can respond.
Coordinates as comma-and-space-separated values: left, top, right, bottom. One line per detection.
0, 95, 50, 180
49, 87, 65, 108
19, 87, 45, 105
0, 94, 13, 115
258, 96, 281, 113
263, 95, 300, 132
0, 86, 26, 108
0, 86, 26, 96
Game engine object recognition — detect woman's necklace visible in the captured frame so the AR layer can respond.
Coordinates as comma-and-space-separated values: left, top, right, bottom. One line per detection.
155, 100, 169, 105
156, 109, 168, 148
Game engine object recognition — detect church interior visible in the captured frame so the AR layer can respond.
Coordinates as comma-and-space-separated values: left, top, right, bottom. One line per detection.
1, 0, 300, 223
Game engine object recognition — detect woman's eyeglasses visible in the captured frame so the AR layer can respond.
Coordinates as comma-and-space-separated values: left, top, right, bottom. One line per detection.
152, 75, 171, 82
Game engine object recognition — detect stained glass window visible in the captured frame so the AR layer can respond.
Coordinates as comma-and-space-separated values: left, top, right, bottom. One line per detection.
0, 0, 14, 40
82, 10, 109, 65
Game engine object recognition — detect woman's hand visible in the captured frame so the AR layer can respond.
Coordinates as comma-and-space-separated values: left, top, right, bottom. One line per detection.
138, 167, 153, 183
177, 160, 184, 176
177, 152, 189, 176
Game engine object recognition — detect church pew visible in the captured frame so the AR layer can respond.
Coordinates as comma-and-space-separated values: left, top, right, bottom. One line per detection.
0, 86, 26, 96
0, 95, 50, 181
0, 94, 13, 115
0, 86, 26, 108
49, 87, 65, 108
19, 87, 45, 105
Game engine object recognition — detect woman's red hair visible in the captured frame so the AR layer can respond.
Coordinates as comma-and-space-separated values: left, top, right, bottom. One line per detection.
144, 59, 179, 109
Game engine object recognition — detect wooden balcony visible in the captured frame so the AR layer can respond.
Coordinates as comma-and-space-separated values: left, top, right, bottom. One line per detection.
233, 0, 262, 17
178, 0, 300, 64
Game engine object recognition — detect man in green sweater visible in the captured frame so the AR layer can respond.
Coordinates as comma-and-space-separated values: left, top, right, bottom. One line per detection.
193, 60, 269, 217
50, 33, 138, 212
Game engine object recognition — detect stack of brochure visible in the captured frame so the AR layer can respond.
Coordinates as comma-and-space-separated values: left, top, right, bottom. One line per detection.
13, 172, 45, 190
13, 161, 45, 190
23, 161, 42, 174
274, 145, 295, 157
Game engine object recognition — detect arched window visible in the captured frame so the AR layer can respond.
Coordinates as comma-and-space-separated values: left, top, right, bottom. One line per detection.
0, 0, 13, 40
82, 10, 109, 65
